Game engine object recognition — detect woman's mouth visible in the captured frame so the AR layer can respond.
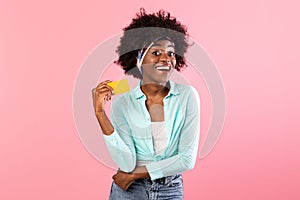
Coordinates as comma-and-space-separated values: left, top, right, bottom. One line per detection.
155, 65, 171, 72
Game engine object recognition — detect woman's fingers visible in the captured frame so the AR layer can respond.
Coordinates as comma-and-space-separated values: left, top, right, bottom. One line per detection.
96, 85, 113, 93
95, 88, 112, 100
92, 81, 113, 97
91, 80, 114, 113
95, 81, 114, 95
96, 80, 113, 89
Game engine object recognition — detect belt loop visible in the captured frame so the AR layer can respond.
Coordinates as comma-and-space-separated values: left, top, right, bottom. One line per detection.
165, 175, 171, 185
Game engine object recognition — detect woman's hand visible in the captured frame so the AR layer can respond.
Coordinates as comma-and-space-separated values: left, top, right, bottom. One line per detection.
112, 166, 150, 191
92, 80, 113, 114
112, 171, 135, 191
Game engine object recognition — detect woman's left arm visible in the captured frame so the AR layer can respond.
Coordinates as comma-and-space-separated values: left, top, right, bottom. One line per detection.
145, 86, 200, 180
113, 86, 200, 185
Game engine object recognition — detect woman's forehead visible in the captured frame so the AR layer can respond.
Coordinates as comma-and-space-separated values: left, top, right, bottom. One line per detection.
150, 40, 175, 49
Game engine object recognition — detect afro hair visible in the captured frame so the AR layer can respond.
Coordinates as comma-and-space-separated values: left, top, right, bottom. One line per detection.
114, 8, 191, 79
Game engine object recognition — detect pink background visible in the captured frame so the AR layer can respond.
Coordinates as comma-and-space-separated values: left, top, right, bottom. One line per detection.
1, 0, 300, 199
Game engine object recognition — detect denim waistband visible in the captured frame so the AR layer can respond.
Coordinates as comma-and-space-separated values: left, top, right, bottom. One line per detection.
116, 168, 181, 186
145, 173, 182, 185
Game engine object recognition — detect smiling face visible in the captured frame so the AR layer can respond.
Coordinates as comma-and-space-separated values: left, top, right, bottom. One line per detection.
141, 40, 177, 84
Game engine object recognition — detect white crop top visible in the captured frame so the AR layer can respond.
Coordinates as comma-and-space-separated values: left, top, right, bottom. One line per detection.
151, 121, 167, 154
136, 121, 167, 166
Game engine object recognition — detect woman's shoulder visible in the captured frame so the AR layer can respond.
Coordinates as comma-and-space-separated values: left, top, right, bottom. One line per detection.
172, 81, 198, 94
172, 82, 200, 106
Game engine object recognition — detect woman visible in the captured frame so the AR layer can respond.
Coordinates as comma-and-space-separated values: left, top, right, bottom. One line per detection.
92, 8, 200, 200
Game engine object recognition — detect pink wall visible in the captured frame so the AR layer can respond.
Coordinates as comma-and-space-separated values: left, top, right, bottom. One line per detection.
1, 0, 299, 199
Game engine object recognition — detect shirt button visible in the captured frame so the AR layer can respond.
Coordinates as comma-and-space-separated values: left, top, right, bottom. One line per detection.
155, 155, 163, 160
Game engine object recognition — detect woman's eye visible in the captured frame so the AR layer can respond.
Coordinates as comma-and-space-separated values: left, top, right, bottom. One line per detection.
151, 51, 176, 57
152, 51, 161, 56
168, 52, 176, 57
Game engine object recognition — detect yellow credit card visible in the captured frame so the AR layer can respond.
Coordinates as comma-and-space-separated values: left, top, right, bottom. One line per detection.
107, 79, 130, 95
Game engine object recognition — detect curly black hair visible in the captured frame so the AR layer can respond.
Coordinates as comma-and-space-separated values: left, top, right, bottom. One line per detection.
114, 8, 191, 79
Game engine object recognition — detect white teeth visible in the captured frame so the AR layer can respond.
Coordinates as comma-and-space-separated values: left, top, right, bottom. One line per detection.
156, 66, 170, 71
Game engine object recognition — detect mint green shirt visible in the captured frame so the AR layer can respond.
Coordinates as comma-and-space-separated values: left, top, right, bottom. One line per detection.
104, 80, 200, 180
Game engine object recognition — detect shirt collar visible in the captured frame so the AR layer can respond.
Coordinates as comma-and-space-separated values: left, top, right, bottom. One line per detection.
134, 80, 180, 99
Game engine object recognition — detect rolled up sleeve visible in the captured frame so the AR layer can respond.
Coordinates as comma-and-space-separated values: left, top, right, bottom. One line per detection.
103, 98, 136, 172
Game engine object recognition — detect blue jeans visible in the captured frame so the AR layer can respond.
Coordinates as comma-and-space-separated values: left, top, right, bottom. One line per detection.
109, 174, 183, 200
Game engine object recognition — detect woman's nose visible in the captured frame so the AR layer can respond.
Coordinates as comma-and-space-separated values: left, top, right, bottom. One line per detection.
159, 52, 170, 63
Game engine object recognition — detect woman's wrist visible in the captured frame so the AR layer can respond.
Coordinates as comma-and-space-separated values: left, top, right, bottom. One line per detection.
131, 172, 141, 180
131, 166, 150, 179
95, 109, 106, 115
94, 109, 114, 135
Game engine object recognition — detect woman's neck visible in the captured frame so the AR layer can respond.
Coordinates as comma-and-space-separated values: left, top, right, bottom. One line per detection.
140, 81, 170, 99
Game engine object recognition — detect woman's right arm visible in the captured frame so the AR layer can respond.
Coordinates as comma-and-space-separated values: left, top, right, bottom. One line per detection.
92, 80, 136, 172
92, 80, 114, 135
